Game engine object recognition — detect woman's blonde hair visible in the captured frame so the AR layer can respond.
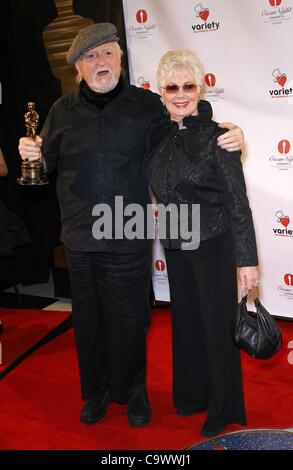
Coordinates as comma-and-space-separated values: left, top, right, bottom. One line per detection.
157, 49, 205, 91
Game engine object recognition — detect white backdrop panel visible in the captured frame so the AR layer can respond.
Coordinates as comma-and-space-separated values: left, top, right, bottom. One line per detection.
123, 0, 293, 318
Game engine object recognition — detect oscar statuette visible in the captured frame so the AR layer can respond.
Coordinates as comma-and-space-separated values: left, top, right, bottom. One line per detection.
17, 102, 49, 185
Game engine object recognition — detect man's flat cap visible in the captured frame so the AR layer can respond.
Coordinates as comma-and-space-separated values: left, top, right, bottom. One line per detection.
66, 22, 119, 65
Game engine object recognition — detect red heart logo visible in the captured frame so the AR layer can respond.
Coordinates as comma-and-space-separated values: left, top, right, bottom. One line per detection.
280, 216, 290, 227
277, 74, 287, 87
142, 82, 150, 90
155, 260, 165, 271
136, 9, 148, 23
199, 9, 209, 21
284, 273, 293, 286
278, 139, 290, 154
205, 73, 216, 87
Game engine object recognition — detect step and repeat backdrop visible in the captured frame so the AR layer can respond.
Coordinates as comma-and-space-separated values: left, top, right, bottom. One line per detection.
122, 0, 293, 318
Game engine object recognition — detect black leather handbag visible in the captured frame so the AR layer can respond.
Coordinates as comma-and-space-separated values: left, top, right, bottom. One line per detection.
233, 295, 282, 359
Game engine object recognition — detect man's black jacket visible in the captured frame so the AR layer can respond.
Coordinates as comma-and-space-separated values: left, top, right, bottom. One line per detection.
41, 80, 164, 253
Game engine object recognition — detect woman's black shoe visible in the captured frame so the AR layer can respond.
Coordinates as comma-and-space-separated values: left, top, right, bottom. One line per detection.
80, 390, 111, 424
127, 390, 152, 427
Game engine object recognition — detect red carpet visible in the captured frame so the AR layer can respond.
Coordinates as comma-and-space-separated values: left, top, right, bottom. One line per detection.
0, 309, 70, 372
0, 308, 292, 450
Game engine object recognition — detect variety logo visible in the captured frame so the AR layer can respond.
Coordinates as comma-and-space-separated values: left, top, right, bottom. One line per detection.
155, 259, 166, 272
273, 68, 287, 87
269, 69, 293, 98
204, 72, 224, 101
136, 76, 151, 90
196, 3, 209, 20
262, 0, 292, 25
127, 9, 157, 38
276, 210, 290, 227
269, 139, 293, 170
273, 210, 293, 237
191, 3, 220, 33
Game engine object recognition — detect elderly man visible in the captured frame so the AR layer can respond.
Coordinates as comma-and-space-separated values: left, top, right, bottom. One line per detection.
18, 23, 244, 427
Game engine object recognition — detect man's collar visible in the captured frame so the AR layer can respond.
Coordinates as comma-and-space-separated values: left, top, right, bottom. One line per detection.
67, 77, 136, 110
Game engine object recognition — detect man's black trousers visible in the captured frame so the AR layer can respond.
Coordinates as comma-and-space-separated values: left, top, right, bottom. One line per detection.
65, 248, 152, 403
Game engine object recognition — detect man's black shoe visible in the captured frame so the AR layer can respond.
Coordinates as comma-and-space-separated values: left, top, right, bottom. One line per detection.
200, 422, 225, 437
127, 391, 152, 427
80, 390, 111, 424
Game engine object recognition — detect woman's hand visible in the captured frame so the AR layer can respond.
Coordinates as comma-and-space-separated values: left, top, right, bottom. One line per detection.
217, 122, 244, 152
18, 136, 43, 161
238, 266, 259, 291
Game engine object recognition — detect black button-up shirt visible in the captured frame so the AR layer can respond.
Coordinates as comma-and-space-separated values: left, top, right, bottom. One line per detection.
40, 80, 164, 252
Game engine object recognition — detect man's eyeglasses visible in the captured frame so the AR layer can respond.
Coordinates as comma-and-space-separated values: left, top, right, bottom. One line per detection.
162, 83, 198, 94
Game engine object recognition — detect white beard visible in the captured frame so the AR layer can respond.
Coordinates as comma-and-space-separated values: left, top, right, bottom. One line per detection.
89, 74, 119, 93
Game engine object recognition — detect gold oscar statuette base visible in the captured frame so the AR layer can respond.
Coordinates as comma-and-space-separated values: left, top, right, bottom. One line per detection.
17, 160, 49, 186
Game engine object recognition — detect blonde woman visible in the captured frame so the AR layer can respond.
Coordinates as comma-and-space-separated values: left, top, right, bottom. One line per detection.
147, 49, 259, 437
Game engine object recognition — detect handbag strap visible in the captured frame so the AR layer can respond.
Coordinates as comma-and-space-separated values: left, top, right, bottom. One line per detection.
254, 298, 261, 308
240, 294, 261, 315
241, 286, 259, 302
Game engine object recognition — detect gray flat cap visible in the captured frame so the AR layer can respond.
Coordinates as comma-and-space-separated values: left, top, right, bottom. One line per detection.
66, 22, 119, 65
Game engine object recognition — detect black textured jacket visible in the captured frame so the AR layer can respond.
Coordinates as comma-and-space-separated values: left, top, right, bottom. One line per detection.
147, 101, 258, 266
40, 79, 164, 252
